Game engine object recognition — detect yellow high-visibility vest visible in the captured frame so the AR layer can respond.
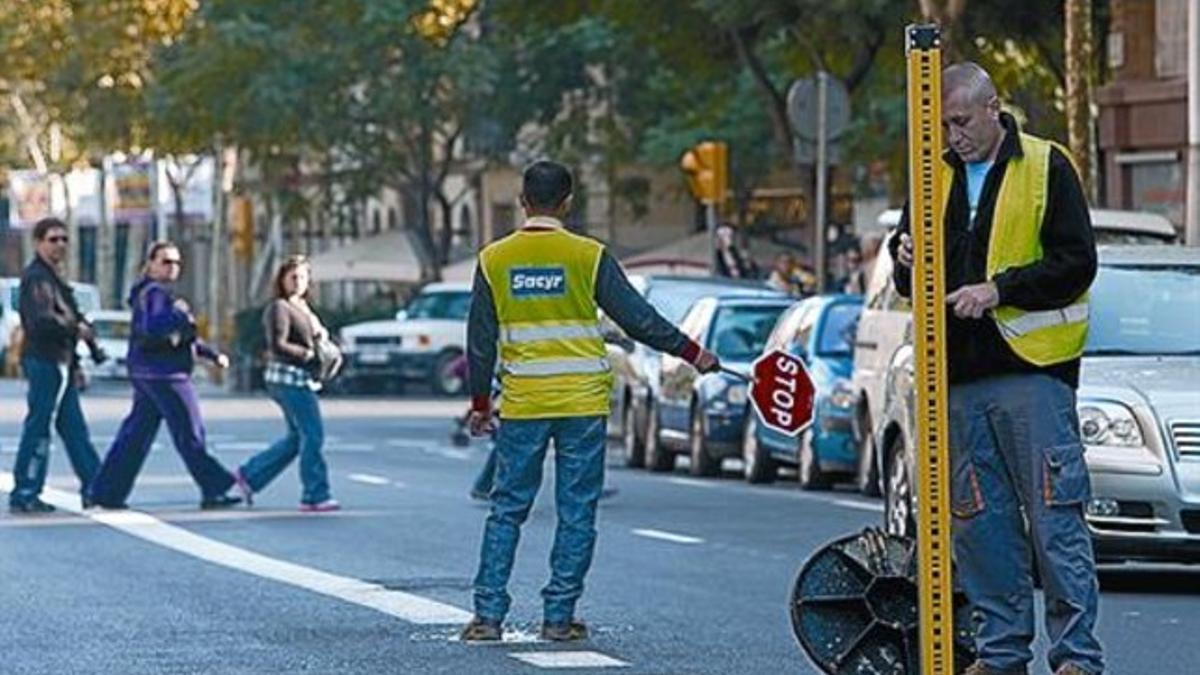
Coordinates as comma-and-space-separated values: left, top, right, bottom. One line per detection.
479, 217, 612, 418
938, 133, 1090, 366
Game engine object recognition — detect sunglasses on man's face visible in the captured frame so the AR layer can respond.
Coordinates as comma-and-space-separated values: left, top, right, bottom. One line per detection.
45, 235, 69, 244
159, 258, 183, 267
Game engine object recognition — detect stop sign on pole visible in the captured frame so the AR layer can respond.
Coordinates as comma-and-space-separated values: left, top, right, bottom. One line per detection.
749, 349, 816, 437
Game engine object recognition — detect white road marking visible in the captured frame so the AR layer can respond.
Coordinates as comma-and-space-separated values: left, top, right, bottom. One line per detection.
347, 473, 391, 486
831, 499, 885, 513
213, 441, 267, 452
0, 473, 470, 625
666, 477, 717, 489
631, 528, 704, 545
510, 652, 629, 669
324, 443, 375, 453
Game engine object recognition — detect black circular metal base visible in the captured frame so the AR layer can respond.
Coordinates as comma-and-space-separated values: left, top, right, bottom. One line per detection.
790, 528, 977, 674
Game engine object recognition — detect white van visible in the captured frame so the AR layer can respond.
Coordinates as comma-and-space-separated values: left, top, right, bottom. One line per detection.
874, 207, 1178, 245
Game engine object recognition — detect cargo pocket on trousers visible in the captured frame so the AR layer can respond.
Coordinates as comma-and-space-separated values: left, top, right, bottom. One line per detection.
1043, 442, 1092, 506
950, 455, 986, 519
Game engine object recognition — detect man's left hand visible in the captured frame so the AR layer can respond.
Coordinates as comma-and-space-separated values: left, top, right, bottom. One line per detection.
468, 410, 497, 437
946, 282, 999, 319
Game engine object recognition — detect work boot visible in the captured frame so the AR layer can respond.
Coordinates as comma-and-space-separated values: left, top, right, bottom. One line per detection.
961, 662, 1027, 675
541, 620, 589, 642
459, 616, 502, 642
9, 498, 56, 514
1055, 664, 1093, 675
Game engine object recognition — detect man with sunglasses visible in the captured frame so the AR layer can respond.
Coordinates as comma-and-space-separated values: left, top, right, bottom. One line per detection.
8, 218, 101, 513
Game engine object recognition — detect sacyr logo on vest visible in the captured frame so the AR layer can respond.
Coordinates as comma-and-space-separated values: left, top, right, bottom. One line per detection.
510, 267, 567, 298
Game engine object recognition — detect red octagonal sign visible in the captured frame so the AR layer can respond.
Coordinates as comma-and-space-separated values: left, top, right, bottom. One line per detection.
750, 349, 816, 437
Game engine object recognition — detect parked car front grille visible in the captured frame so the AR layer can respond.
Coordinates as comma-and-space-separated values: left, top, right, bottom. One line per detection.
1171, 421, 1200, 459
355, 336, 402, 347
1181, 510, 1200, 535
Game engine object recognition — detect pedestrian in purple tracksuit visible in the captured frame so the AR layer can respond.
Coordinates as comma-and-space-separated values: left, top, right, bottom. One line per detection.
87, 242, 246, 510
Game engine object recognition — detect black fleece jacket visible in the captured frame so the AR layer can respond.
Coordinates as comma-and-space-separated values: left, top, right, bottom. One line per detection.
890, 114, 1097, 388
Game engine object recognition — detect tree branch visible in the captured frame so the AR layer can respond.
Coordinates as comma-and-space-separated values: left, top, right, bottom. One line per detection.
729, 27, 793, 155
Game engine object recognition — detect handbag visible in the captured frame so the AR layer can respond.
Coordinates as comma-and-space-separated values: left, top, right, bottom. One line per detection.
311, 335, 344, 383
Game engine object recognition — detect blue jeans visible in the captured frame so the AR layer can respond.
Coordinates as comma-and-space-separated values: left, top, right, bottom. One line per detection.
239, 384, 330, 504
950, 374, 1104, 674
89, 377, 234, 505
472, 415, 606, 625
472, 444, 498, 497
9, 356, 99, 506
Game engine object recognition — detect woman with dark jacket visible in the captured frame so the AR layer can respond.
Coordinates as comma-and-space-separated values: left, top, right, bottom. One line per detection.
235, 255, 339, 512
87, 242, 244, 509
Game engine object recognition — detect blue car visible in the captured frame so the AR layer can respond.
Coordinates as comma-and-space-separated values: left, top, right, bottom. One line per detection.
741, 295, 863, 488
647, 296, 794, 476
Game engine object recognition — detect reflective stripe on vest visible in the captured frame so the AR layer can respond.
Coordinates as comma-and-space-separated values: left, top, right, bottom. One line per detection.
938, 132, 1091, 366
501, 357, 611, 377
503, 323, 603, 344
994, 301, 1089, 339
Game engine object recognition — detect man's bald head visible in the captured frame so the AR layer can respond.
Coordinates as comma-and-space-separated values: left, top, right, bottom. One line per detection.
943, 62, 998, 107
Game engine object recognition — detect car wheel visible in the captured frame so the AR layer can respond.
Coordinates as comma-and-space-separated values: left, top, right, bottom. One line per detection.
884, 436, 915, 538
742, 414, 776, 484
430, 351, 465, 397
644, 403, 674, 472
689, 407, 719, 477
621, 401, 646, 468
797, 430, 832, 491
855, 410, 882, 497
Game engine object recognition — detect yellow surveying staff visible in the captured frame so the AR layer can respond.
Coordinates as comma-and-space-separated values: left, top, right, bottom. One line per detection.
460, 160, 719, 643
893, 62, 1103, 675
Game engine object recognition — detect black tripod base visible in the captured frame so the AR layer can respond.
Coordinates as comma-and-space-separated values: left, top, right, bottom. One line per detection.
790, 528, 977, 674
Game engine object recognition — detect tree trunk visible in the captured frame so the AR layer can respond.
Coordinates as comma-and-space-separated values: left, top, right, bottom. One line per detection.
1065, 0, 1095, 202
918, 0, 969, 60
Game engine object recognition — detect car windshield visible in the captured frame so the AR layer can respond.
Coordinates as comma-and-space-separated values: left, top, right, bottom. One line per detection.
405, 291, 470, 320
1085, 264, 1200, 356
92, 319, 130, 340
646, 280, 770, 324
709, 305, 788, 362
818, 303, 861, 356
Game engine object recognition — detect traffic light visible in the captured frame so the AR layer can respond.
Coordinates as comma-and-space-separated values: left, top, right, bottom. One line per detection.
680, 141, 729, 205
230, 197, 254, 259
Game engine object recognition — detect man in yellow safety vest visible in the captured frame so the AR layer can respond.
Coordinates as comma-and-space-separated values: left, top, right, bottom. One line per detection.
892, 62, 1103, 675
460, 160, 719, 642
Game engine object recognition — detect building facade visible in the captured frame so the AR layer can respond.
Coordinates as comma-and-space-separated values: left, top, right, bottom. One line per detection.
1098, 0, 1191, 234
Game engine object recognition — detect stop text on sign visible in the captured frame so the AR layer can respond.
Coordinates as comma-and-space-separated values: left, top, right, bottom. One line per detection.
750, 349, 815, 437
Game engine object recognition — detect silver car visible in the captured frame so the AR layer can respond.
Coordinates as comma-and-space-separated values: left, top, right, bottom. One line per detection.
877, 246, 1200, 564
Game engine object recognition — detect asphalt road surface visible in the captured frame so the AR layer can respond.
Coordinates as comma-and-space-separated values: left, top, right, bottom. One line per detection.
2, 379, 1197, 674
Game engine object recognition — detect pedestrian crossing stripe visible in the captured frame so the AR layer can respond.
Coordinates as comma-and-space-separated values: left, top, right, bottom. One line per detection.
509, 651, 629, 669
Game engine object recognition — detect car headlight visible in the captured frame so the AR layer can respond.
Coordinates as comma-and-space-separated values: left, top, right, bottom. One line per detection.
828, 380, 856, 409
1078, 401, 1144, 447
725, 383, 748, 406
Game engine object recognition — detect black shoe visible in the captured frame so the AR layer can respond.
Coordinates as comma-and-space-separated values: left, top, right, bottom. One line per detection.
600, 486, 619, 500
541, 620, 588, 642
200, 493, 242, 510
9, 498, 56, 514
